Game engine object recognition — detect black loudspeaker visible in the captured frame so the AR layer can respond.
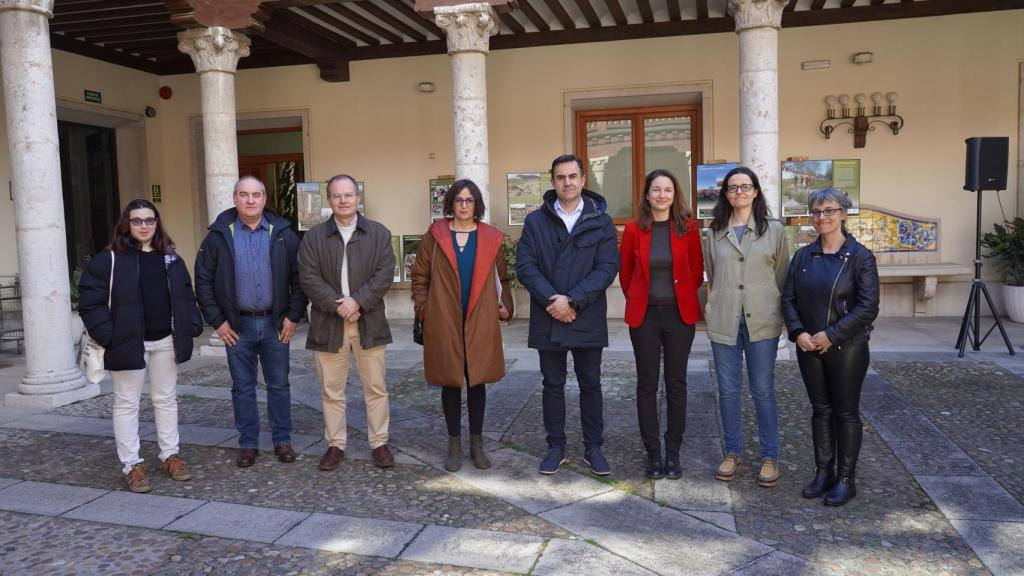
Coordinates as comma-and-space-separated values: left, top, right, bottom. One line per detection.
964, 136, 1009, 191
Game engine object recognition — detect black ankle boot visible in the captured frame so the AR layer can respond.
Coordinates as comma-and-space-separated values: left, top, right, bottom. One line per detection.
645, 450, 664, 479
663, 451, 682, 480
801, 469, 836, 499
824, 476, 856, 506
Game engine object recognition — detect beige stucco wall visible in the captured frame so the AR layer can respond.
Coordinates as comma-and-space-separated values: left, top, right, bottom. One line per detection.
0, 10, 1021, 316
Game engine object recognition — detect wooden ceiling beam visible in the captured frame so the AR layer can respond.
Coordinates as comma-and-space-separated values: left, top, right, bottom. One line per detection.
296, 5, 380, 45
517, 0, 551, 31
79, 27, 179, 43
604, 0, 626, 25
271, 8, 358, 47
380, 0, 445, 38
810, 0, 826, 9
694, 0, 708, 18
52, 4, 167, 24
784, 0, 1024, 26
55, 0, 159, 14
840, 0, 856, 7
322, 3, 403, 44
573, 0, 601, 27
666, 0, 680, 21
354, 0, 427, 41
49, 32, 164, 74
635, 0, 653, 23
784, 0, 797, 11
542, 0, 576, 29
51, 13, 170, 32
499, 11, 526, 33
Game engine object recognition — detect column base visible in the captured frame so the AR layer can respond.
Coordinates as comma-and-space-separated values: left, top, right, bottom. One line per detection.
5, 382, 101, 409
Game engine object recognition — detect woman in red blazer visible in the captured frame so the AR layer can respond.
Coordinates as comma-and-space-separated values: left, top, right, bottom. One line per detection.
620, 168, 704, 480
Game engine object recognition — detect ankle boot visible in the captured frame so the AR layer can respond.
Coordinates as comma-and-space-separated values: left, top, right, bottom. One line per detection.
445, 435, 462, 472
645, 449, 664, 479
801, 469, 837, 498
469, 434, 491, 469
824, 476, 856, 506
663, 451, 682, 480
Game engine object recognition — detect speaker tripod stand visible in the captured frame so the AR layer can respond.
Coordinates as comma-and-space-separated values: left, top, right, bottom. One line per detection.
955, 189, 1015, 357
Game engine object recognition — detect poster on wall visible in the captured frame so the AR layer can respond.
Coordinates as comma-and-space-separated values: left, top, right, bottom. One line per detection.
402, 234, 423, 283
391, 236, 401, 283
695, 163, 737, 219
430, 178, 454, 223
507, 172, 549, 226
780, 159, 860, 217
298, 181, 366, 230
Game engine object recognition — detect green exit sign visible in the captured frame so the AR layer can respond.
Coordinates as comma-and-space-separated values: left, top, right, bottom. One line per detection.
84, 90, 101, 103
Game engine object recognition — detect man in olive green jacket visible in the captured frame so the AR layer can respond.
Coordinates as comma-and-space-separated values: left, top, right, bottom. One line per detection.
298, 174, 396, 471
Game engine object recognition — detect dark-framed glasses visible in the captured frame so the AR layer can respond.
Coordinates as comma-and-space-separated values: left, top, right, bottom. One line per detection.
726, 184, 754, 194
810, 208, 843, 218
129, 217, 158, 227
453, 197, 476, 205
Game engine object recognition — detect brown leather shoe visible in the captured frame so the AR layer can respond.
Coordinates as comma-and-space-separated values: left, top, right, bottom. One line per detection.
161, 455, 192, 481
319, 446, 344, 471
126, 464, 151, 493
274, 444, 296, 463
237, 448, 259, 468
716, 453, 741, 481
372, 444, 395, 468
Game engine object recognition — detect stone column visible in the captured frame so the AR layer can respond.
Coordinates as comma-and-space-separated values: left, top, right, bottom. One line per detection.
0, 0, 97, 407
435, 3, 497, 222
178, 27, 250, 221
728, 0, 786, 218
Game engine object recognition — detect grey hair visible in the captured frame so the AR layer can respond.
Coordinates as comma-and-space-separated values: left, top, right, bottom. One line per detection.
326, 174, 360, 194
807, 187, 852, 235
233, 175, 266, 196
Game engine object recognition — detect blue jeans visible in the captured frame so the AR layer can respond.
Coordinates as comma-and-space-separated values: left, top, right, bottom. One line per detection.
710, 320, 780, 459
226, 315, 292, 448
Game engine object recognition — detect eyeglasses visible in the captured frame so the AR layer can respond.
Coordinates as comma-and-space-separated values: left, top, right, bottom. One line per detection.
129, 217, 158, 227
453, 197, 475, 205
810, 207, 843, 218
330, 193, 358, 201
726, 184, 755, 194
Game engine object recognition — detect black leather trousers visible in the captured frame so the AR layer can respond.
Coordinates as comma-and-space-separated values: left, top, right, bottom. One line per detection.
796, 342, 870, 478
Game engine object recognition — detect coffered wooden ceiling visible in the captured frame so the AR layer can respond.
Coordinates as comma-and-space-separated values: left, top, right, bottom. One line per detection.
49, 0, 1024, 81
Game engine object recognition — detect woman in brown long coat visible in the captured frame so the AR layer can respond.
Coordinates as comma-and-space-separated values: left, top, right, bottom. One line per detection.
411, 179, 514, 472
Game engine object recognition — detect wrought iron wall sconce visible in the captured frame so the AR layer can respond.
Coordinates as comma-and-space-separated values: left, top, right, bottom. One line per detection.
820, 92, 903, 148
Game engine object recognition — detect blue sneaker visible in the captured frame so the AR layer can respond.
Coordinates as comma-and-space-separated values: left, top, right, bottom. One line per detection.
584, 447, 611, 476
539, 446, 566, 475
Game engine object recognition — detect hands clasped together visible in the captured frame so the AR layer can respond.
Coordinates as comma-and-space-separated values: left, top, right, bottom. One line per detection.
796, 331, 833, 354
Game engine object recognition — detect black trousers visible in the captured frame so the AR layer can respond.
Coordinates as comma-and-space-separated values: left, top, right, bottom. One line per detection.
539, 347, 604, 449
796, 341, 870, 478
442, 384, 486, 437
628, 305, 695, 454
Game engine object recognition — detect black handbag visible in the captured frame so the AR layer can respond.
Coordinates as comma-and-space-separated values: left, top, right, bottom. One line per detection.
413, 317, 423, 345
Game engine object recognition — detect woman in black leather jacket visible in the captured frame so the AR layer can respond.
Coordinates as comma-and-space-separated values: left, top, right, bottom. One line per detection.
782, 188, 879, 506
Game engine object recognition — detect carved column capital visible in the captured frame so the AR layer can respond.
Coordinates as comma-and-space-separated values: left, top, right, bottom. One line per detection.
434, 3, 497, 55
0, 0, 53, 17
727, 0, 786, 32
178, 26, 251, 73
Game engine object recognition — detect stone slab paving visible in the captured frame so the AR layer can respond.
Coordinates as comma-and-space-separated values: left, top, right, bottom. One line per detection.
532, 539, 657, 576
686, 510, 737, 533
0, 412, 154, 438
399, 524, 545, 573
654, 471, 733, 513
885, 439, 986, 476
951, 519, 1024, 576
727, 550, 835, 576
153, 422, 238, 446
165, 501, 310, 543
540, 490, 774, 576
276, 512, 423, 557
0, 476, 21, 490
303, 437, 420, 465
0, 481, 107, 516
915, 476, 1024, 522
62, 490, 205, 529
451, 447, 613, 514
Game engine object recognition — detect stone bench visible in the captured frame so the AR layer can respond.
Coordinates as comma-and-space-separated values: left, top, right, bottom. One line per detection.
877, 262, 972, 316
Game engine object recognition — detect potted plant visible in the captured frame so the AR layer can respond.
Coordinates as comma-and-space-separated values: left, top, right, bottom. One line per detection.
981, 217, 1024, 323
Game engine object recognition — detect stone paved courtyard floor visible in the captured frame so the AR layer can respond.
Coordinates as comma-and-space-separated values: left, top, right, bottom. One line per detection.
1, 318, 1023, 575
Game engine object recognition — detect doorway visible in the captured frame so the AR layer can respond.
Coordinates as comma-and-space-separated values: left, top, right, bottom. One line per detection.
58, 121, 120, 275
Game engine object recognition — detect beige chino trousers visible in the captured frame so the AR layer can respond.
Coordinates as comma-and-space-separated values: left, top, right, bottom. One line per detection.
313, 320, 389, 449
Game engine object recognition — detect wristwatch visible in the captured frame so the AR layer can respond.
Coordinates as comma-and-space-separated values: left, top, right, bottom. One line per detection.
567, 298, 578, 311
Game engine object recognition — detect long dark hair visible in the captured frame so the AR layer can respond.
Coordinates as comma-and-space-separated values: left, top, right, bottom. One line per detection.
443, 179, 485, 221
637, 169, 690, 236
107, 198, 175, 255
709, 166, 771, 237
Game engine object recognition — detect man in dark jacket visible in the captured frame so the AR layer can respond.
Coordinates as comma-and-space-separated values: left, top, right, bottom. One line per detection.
516, 154, 620, 476
194, 176, 307, 468
298, 174, 396, 471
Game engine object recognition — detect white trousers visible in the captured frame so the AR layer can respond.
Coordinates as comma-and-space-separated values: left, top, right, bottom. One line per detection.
110, 335, 180, 474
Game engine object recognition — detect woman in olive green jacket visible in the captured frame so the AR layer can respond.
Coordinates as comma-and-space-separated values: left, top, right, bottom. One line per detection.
703, 166, 788, 488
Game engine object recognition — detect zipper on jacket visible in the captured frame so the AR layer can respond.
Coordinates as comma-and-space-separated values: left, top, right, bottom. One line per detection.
824, 253, 849, 327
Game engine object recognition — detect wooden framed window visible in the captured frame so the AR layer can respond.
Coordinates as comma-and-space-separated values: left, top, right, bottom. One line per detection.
575, 104, 702, 224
